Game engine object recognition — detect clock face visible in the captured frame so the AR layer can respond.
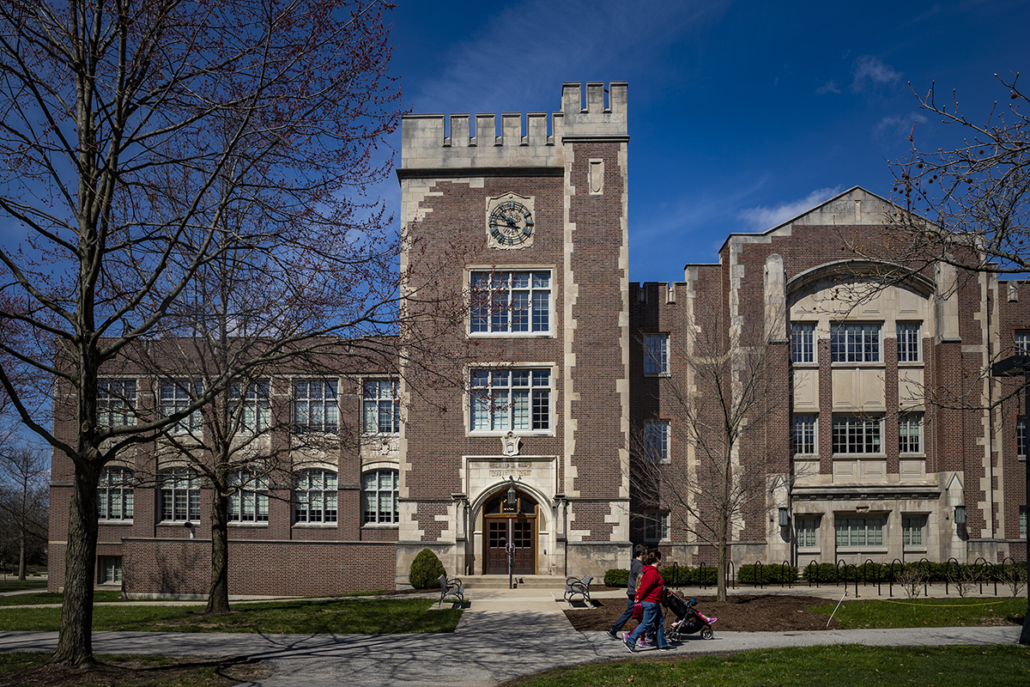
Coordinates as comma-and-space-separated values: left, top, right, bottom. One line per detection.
488, 199, 534, 247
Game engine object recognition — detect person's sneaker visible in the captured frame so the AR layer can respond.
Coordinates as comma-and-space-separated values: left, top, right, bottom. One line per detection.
658, 645, 674, 652
637, 638, 651, 647
623, 638, 636, 653
606, 629, 618, 641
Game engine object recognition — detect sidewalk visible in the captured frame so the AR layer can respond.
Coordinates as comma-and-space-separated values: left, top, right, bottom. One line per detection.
0, 585, 1023, 686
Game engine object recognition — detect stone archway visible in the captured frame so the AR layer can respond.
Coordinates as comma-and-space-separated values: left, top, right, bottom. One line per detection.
481, 489, 538, 575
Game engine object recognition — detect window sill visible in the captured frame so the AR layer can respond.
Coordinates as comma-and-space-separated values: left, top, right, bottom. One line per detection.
157, 521, 199, 526
835, 547, 887, 553
468, 332, 554, 338
642, 372, 671, 378
830, 362, 885, 368
903, 547, 927, 553
898, 361, 924, 367
362, 523, 399, 529
293, 522, 338, 528
831, 454, 886, 459
899, 453, 926, 459
98, 520, 134, 525
468, 430, 553, 437
228, 522, 269, 527
798, 547, 821, 554
791, 362, 818, 369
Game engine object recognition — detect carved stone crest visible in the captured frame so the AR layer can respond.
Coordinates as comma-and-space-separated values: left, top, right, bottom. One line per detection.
501, 432, 521, 457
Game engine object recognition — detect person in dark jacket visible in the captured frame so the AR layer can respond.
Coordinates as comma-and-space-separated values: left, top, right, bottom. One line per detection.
606, 544, 647, 640
623, 551, 672, 652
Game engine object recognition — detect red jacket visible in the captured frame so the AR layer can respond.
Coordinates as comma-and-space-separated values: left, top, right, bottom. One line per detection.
634, 564, 664, 604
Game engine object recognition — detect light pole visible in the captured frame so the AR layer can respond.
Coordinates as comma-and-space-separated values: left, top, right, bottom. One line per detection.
990, 354, 1030, 645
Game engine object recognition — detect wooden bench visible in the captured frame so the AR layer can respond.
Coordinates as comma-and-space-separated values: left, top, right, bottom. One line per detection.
563, 574, 593, 608
438, 574, 464, 608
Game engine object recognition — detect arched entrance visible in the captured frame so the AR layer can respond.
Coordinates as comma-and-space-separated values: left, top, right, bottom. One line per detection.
482, 490, 537, 575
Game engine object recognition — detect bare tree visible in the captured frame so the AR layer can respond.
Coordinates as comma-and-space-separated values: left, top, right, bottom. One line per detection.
0, 445, 49, 580
0, 0, 412, 666
874, 72, 1030, 646
631, 304, 785, 602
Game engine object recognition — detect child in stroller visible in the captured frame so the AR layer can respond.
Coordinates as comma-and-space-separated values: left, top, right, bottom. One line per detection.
662, 590, 717, 640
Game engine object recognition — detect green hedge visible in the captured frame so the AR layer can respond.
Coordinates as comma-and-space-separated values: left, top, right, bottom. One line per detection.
738, 563, 798, 584
603, 564, 719, 588
798, 561, 1028, 583
604, 569, 630, 587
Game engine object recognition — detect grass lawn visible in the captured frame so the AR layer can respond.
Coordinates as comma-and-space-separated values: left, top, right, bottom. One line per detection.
0, 579, 48, 593
0, 652, 271, 686
504, 645, 1030, 687
0, 597, 462, 634
808, 597, 1026, 629
0, 590, 132, 607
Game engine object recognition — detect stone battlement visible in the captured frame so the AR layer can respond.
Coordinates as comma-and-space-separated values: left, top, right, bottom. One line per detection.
400, 81, 627, 173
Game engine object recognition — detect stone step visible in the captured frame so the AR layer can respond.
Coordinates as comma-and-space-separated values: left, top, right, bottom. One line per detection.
458, 575, 571, 590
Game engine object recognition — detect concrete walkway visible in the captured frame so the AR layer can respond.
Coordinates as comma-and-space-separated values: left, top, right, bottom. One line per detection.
0, 586, 1024, 686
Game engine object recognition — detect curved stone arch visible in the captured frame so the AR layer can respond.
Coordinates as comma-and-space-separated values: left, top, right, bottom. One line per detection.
786, 259, 936, 299
469, 480, 552, 528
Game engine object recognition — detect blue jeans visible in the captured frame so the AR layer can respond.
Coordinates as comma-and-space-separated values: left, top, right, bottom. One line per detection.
626, 601, 668, 648
610, 594, 635, 633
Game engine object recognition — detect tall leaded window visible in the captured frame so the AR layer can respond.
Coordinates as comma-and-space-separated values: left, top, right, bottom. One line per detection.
470, 270, 551, 334
791, 323, 815, 364
228, 471, 269, 523
235, 380, 270, 433
1021, 506, 1027, 538
902, 515, 926, 547
899, 414, 923, 454
643, 421, 670, 463
792, 415, 816, 455
98, 380, 136, 429
159, 467, 201, 522
363, 379, 400, 434
835, 516, 884, 547
830, 324, 881, 363
98, 468, 134, 521
832, 416, 882, 454
1018, 417, 1026, 458
1016, 331, 1030, 354
294, 470, 338, 524
160, 380, 203, 433
469, 369, 551, 432
293, 380, 338, 432
363, 469, 399, 524
897, 323, 922, 362
643, 334, 669, 375
795, 516, 819, 548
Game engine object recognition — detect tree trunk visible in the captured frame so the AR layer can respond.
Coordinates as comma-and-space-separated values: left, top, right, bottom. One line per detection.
52, 462, 100, 666
17, 529, 25, 581
206, 489, 230, 614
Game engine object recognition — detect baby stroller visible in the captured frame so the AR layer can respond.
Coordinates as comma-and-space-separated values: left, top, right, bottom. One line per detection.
663, 590, 717, 641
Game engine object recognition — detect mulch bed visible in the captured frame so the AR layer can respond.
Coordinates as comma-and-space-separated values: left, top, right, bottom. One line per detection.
0, 656, 272, 687
564, 594, 841, 633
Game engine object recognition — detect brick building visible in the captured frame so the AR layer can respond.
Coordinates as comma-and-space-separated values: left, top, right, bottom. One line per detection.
48, 82, 1027, 597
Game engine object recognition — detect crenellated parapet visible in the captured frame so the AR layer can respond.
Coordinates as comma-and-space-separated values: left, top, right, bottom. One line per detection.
400, 81, 627, 174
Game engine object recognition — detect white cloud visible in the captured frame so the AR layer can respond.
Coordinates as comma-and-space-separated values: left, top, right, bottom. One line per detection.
408, 0, 731, 116
815, 80, 841, 95
851, 55, 903, 91
874, 113, 928, 138
738, 187, 843, 230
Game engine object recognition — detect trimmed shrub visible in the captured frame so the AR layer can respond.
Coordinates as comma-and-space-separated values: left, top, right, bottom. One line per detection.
605, 568, 630, 587
409, 548, 446, 589
738, 563, 798, 584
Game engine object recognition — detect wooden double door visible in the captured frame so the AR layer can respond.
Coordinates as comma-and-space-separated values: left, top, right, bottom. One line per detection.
484, 516, 536, 575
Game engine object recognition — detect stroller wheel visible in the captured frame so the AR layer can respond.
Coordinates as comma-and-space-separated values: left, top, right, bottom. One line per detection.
700, 627, 714, 640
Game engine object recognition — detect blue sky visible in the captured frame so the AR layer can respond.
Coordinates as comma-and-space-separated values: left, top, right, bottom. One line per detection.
387, 0, 1030, 283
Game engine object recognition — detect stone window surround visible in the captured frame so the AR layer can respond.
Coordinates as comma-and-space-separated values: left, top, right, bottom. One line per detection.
466, 265, 555, 338
466, 363, 555, 437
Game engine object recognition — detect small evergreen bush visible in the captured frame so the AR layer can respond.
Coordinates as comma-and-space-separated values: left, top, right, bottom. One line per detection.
605, 568, 630, 587
409, 548, 446, 589
738, 563, 798, 584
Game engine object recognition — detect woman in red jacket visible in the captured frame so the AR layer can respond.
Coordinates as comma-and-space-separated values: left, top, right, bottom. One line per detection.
623, 551, 672, 651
